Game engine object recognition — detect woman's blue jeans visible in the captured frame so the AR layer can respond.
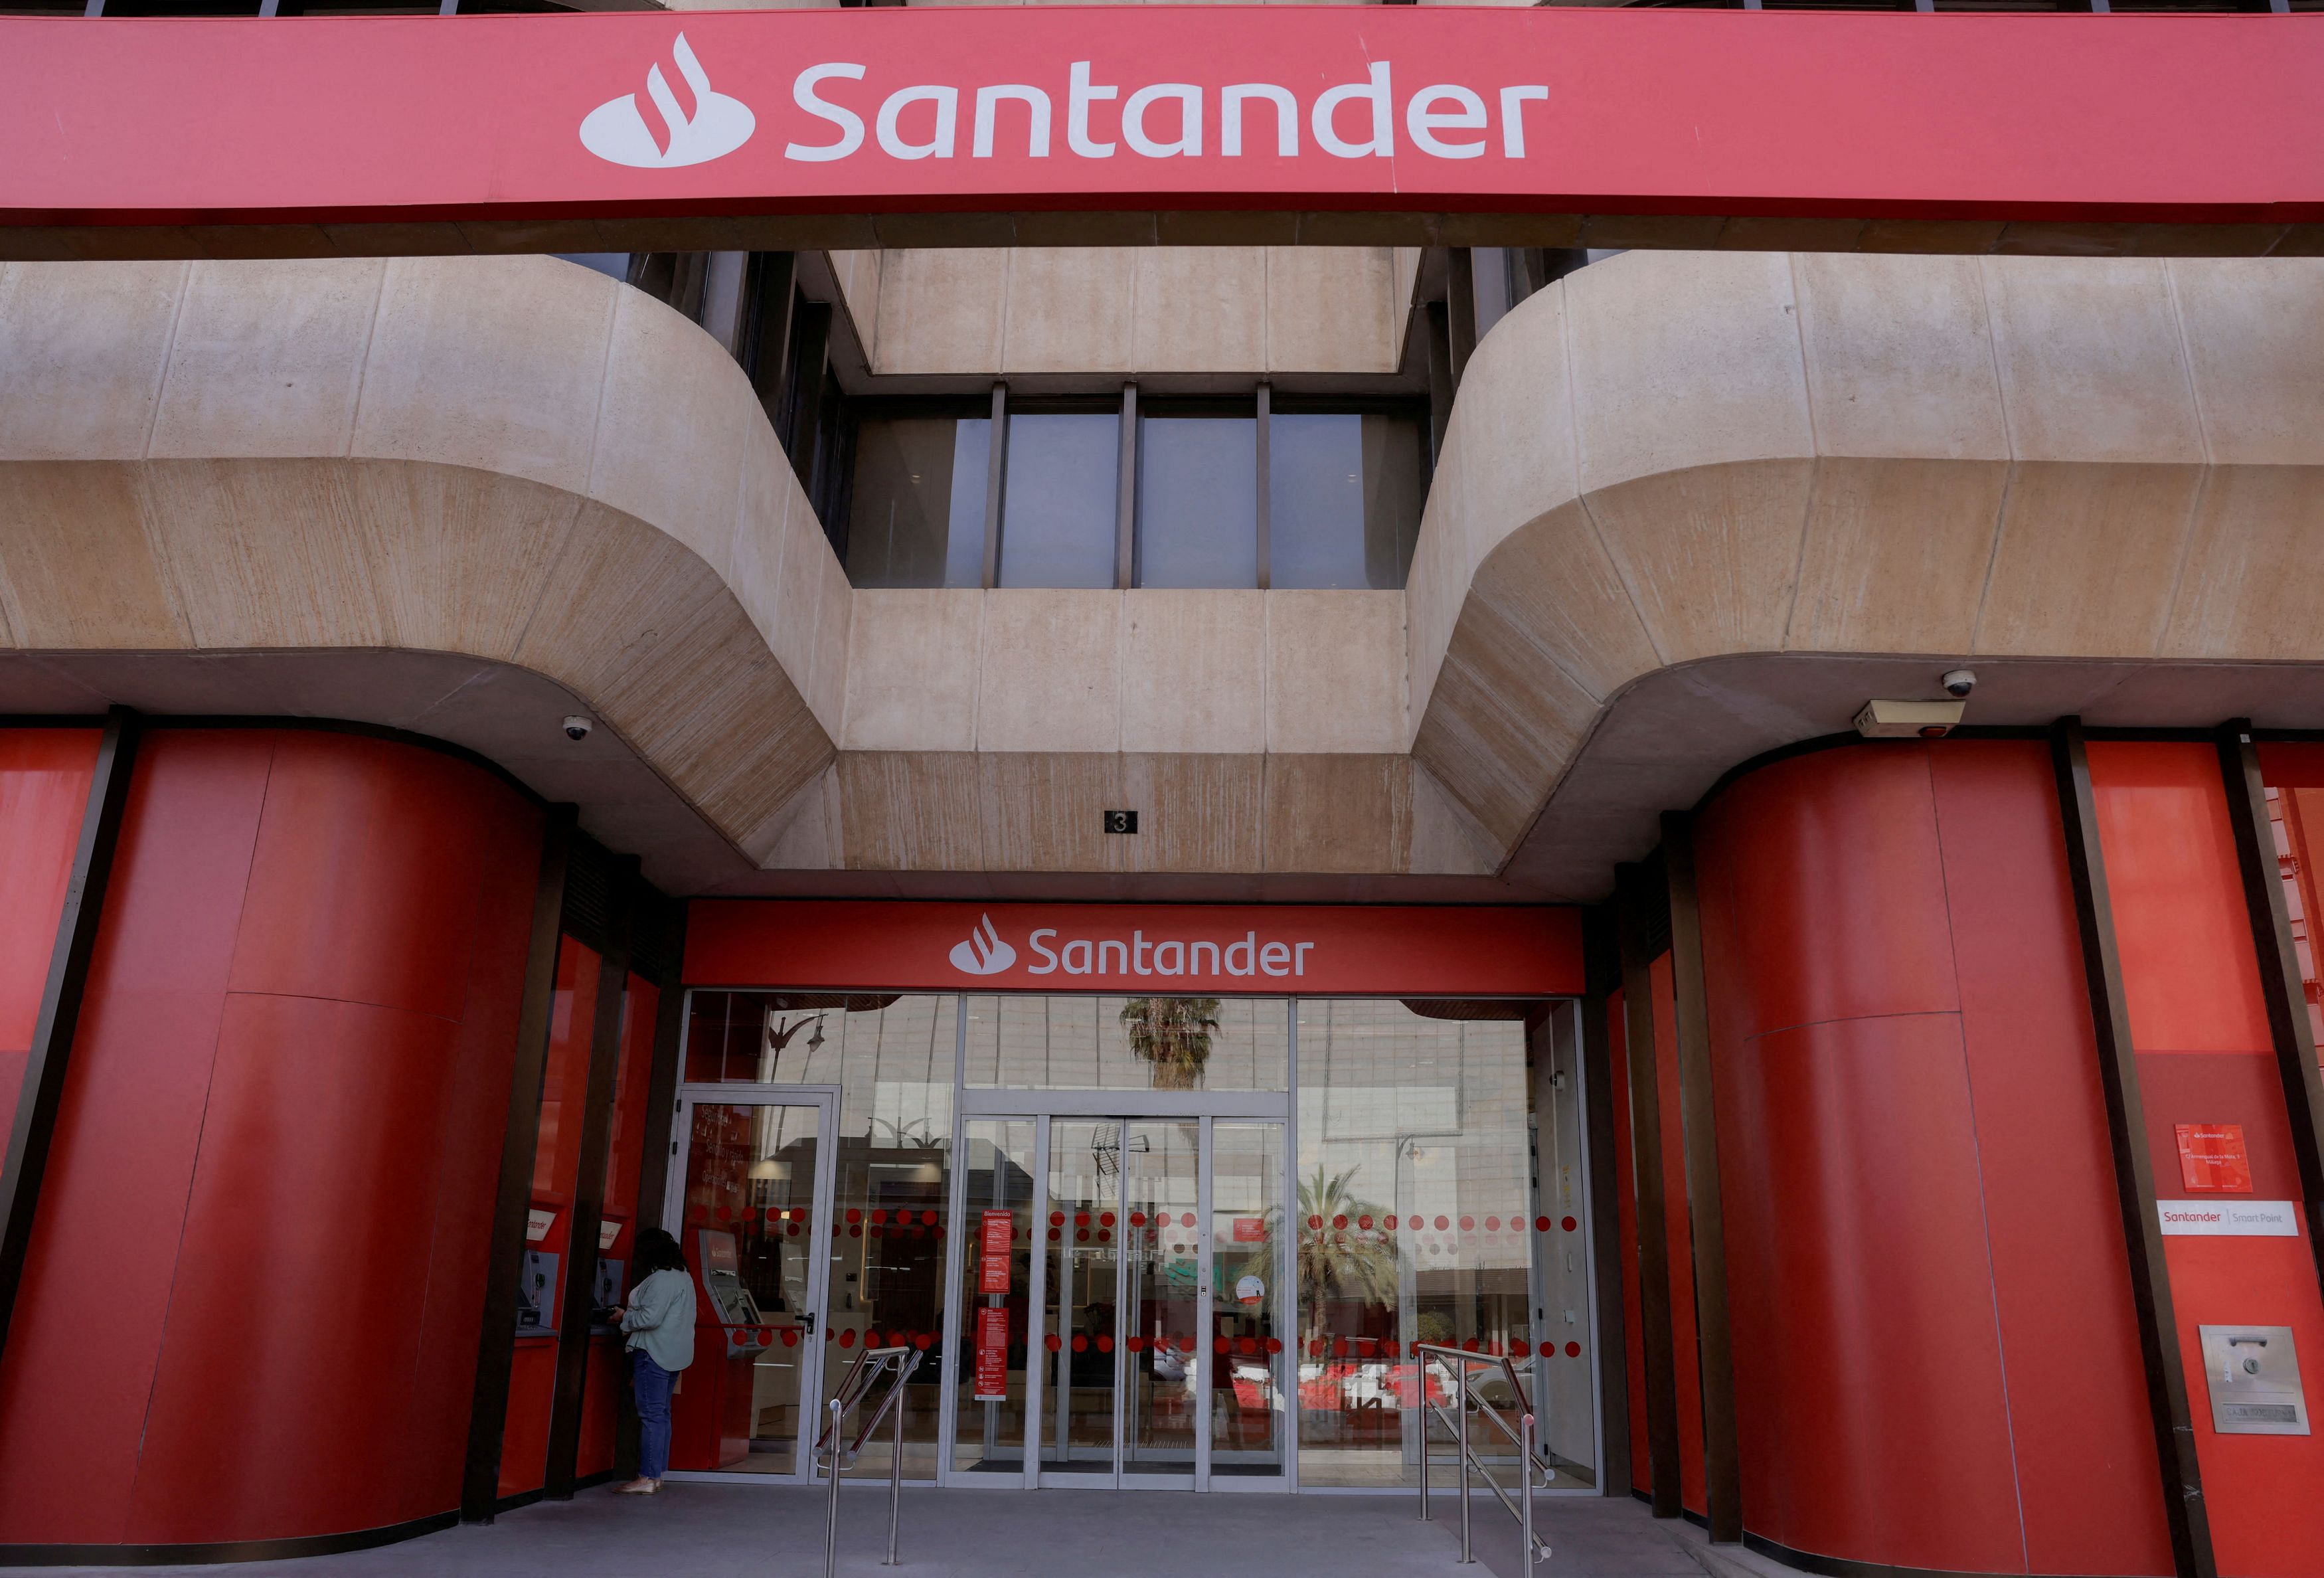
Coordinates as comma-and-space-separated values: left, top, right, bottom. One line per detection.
632, 1351, 675, 1480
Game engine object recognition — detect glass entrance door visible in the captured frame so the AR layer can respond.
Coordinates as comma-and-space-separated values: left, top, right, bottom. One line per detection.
665, 1091, 837, 1479
1026, 1114, 1284, 1488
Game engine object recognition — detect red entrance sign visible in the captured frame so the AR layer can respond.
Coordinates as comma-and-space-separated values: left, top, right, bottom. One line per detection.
2175, 1123, 2254, 1194
1232, 1217, 1266, 1243
685, 901, 1581, 997
978, 1209, 1014, 1295
974, 1305, 1011, 1402
1, 12, 2318, 236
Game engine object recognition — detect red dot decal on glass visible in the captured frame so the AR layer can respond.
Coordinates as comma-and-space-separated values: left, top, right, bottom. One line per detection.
845, 1208, 862, 1225
1129, 1211, 1146, 1227
1485, 1215, 1501, 1231
839, 1329, 856, 1349
1307, 1215, 1323, 1230
1096, 1334, 1114, 1353
1535, 1215, 1552, 1233
1096, 1229, 1111, 1243
1075, 1212, 1091, 1227
1237, 1337, 1256, 1355
787, 1225, 800, 1238
1463, 1338, 1480, 1352
923, 1210, 939, 1227
1357, 1215, 1373, 1230
1181, 1213, 1196, 1229
1048, 1228, 1061, 1242
1050, 1211, 1065, 1227
1128, 1336, 1146, 1352
1459, 1215, 1475, 1232
1562, 1216, 1578, 1233
1076, 1229, 1089, 1243
1333, 1214, 1349, 1229
1434, 1216, 1450, 1231
1384, 1215, 1398, 1231
1331, 1337, 1348, 1357
758, 1326, 774, 1344
870, 1209, 886, 1225
1045, 1334, 1062, 1352
1214, 1336, 1230, 1354
849, 1225, 863, 1238
1072, 1334, 1088, 1353
1099, 1211, 1116, 1228
865, 1330, 882, 1349
917, 1332, 935, 1349
714, 1205, 730, 1221
1182, 1336, 1199, 1354
1264, 1337, 1282, 1354
1565, 1342, 1582, 1358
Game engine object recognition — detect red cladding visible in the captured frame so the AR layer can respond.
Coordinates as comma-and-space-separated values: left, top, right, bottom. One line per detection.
1606, 986, 1651, 1496
0, 729, 99, 1143
0, 729, 543, 1547
1695, 741, 2169, 1575
2091, 742, 2324, 1578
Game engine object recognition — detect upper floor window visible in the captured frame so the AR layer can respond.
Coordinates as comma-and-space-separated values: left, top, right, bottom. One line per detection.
845, 389, 1424, 592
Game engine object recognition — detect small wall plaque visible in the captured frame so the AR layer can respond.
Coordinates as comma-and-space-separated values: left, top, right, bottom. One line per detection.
1103, 810, 1138, 835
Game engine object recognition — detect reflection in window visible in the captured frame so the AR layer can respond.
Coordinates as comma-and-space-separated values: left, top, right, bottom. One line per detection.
1270, 414, 1425, 590
1293, 1000, 1562, 1488
846, 417, 990, 589
1000, 414, 1120, 588
1137, 414, 1258, 589
964, 996, 1290, 1091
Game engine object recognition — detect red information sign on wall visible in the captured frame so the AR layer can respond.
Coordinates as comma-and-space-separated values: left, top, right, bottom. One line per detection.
2175, 1123, 2254, 1193
974, 1305, 1011, 1402
979, 1209, 1014, 1295
1232, 1217, 1266, 1243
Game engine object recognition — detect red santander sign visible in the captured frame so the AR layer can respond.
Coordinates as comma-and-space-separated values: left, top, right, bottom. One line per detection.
685, 901, 1582, 998
2, 11, 2319, 230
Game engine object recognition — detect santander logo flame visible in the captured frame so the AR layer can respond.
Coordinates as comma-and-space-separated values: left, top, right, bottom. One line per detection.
948, 914, 1018, 976
579, 34, 756, 169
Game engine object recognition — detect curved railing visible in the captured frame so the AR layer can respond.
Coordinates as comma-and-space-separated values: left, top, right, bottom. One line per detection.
813, 1344, 924, 1576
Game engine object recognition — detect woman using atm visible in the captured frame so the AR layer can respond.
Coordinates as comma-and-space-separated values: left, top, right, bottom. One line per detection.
611, 1229, 697, 1494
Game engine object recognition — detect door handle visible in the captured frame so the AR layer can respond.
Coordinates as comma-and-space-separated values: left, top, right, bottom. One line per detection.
801, 1311, 817, 1334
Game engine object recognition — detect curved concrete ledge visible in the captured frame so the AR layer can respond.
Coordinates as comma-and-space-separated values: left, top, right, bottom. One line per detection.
0, 254, 848, 867
1408, 249, 2324, 888
6, 250, 2323, 896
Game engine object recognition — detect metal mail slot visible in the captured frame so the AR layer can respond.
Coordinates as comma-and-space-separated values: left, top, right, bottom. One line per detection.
2198, 1325, 2311, 1437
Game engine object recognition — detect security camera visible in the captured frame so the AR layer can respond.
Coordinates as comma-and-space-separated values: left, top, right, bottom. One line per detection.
562, 715, 593, 742
1942, 669, 1977, 699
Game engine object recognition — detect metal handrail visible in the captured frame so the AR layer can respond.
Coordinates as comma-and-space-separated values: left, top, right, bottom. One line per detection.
813, 1344, 924, 1575
1414, 1343, 1552, 1567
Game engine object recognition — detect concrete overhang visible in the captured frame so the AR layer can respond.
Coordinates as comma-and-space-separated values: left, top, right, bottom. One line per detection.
3, 250, 2321, 903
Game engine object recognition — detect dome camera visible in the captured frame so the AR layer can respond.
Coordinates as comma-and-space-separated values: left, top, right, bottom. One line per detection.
1942, 669, 1977, 699
562, 715, 593, 743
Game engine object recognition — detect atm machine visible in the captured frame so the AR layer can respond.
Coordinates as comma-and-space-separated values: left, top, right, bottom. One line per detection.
670, 1227, 774, 1470
515, 1247, 559, 1333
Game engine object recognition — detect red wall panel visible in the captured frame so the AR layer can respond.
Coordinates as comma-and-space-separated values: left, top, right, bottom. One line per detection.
1929, 742, 2171, 1577
0, 729, 542, 1551
0, 732, 270, 1545
0, 729, 100, 1143
1648, 953, 1706, 1517
1607, 985, 1653, 1496
1695, 740, 2173, 1576
2091, 743, 2324, 1578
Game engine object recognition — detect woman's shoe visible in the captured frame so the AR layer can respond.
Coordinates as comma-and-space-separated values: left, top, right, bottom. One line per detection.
614, 1478, 660, 1494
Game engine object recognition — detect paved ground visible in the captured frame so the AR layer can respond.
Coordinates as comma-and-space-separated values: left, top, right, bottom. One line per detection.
37, 1485, 1710, 1578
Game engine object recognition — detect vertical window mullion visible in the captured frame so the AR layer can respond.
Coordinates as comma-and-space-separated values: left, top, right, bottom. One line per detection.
981, 381, 1008, 590
1116, 381, 1139, 590
1255, 383, 1273, 592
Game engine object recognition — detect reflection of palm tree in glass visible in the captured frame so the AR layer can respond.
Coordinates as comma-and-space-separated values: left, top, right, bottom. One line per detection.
1297, 1166, 1397, 1347
1120, 997, 1221, 1090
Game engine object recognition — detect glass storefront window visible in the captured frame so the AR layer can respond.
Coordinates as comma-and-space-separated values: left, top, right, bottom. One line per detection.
846, 415, 990, 589
1293, 999, 1539, 1488
1268, 413, 1424, 590
1211, 1121, 1286, 1476
999, 412, 1120, 588
1137, 413, 1258, 588
953, 1119, 1036, 1476
965, 996, 1289, 1091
